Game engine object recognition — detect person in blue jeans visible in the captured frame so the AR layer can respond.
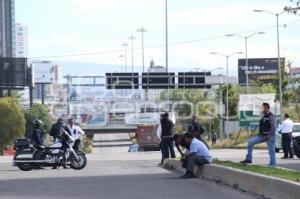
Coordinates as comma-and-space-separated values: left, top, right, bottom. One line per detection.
241, 103, 276, 166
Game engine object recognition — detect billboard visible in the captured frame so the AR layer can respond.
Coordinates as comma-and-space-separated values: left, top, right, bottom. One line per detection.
238, 58, 285, 85
33, 61, 56, 83
239, 93, 280, 127
0, 58, 29, 87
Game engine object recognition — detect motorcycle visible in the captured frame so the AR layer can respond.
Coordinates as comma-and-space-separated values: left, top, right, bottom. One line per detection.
13, 129, 87, 171
292, 132, 300, 159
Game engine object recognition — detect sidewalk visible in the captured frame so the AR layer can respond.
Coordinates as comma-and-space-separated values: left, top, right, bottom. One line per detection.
0, 155, 13, 164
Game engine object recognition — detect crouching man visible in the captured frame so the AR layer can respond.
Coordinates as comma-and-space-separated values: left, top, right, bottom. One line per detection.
181, 133, 212, 179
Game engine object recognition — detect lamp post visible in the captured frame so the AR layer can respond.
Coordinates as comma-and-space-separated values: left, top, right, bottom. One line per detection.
119, 55, 124, 72
165, 0, 169, 72
137, 27, 147, 72
253, 9, 286, 118
122, 43, 129, 72
128, 36, 136, 73
226, 32, 265, 94
211, 52, 243, 121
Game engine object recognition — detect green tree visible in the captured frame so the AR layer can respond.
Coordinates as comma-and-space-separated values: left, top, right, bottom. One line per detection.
160, 89, 219, 135
24, 104, 52, 138
0, 98, 25, 155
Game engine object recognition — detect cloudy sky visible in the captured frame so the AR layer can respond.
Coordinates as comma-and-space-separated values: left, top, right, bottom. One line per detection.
16, 0, 300, 74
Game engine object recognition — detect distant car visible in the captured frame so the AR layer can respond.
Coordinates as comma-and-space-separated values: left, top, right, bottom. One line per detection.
275, 122, 300, 153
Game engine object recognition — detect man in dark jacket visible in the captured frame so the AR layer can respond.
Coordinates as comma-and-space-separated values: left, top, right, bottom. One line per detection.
157, 112, 176, 164
240, 103, 276, 166
32, 120, 44, 146
49, 118, 71, 140
188, 115, 205, 139
49, 118, 71, 169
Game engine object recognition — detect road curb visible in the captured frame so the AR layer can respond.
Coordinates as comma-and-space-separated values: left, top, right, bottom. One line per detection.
163, 159, 300, 199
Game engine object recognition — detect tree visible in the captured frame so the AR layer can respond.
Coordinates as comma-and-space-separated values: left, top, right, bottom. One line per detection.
160, 89, 220, 135
285, 1, 300, 14
0, 98, 25, 155
24, 104, 52, 138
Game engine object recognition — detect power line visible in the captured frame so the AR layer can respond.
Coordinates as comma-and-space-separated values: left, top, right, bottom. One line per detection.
28, 20, 300, 60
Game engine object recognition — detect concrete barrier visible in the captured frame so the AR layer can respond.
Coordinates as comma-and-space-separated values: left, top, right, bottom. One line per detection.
163, 159, 300, 199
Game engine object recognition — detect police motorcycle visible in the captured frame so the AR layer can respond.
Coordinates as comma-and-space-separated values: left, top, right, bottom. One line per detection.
13, 129, 87, 171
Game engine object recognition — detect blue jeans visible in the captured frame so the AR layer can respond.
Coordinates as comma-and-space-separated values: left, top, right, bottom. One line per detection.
246, 134, 276, 166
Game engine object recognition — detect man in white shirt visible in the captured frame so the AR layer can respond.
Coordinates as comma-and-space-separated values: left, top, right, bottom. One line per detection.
68, 118, 85, 151
181, 133, 212, 179
281, 114, 294, 159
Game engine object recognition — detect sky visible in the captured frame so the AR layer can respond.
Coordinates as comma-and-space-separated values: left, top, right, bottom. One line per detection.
15, 0, 300, 75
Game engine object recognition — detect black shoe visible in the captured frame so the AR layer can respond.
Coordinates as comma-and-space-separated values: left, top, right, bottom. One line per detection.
289, 156, 294, 159
281, 157, 288, 159
240, 159, 252, 164
181, 172, 197, 179
63, 165, 68, 169
180, 172, 188, 178
52, 166, 58, 169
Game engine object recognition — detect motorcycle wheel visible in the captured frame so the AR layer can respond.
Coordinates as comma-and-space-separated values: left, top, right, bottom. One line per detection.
70, 153, 87, 170
17, 163, 34, 171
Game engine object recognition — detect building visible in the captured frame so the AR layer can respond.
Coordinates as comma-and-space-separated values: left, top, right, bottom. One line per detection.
0, 0, 15, 57
14, 23, 28, 57
291, 67, 300, 78
148, 59, 167, 73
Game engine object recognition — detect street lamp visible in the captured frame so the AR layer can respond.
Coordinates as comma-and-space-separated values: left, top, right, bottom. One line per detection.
128, 36, 136, 73
210, 51, 243, 121
119, 55, 124, 72
226, 32, 265, 93
165, 0, 169, 72
122, 43, 129, 72
137, 27, 147, 72
253, 9, 286, 118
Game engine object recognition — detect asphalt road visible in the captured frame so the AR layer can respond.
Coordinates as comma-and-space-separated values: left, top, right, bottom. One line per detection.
0, 155, 256, 199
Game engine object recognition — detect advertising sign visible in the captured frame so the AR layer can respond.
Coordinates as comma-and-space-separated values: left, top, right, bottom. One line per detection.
0, 58, 29, 87
239, 93, 280, 127
125, 113, 160, 125
238, 58, 285, 85
33, 61, 56, 83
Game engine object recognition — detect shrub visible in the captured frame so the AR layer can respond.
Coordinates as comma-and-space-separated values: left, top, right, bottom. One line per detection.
0, 98, 25, 154
24, 103, 52, 138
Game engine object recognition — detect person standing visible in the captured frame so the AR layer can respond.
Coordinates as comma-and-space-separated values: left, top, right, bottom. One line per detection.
211, 130, 217, 146
188, 115, 205, 139
240, 103, 276, 166
281, 114, 294, 159
68, 118, 85, 151
157, 112, 176, 165
49, 118, 71, 169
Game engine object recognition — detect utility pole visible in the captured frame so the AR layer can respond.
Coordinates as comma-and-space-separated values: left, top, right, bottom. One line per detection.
226, 32, 265, 94
122, 43, 128, 72
128, 36, 136, 73
254, 9, 286, 118
137, 27, 147, 72
165, 0, 169, 72
119, 55, 124, 72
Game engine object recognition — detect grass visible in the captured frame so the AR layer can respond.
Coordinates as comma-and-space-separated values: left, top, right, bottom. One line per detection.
213, 159, 300, 183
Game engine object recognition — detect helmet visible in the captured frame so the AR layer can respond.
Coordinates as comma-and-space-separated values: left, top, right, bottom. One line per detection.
33, 120, 43, 128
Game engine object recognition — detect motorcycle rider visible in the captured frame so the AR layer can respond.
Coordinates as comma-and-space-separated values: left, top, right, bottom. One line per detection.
32, 120, 44, 146
49, 118, 72, 169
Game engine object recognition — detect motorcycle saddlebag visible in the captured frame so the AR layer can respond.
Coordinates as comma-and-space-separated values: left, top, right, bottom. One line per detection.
14, 138, 31, 148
